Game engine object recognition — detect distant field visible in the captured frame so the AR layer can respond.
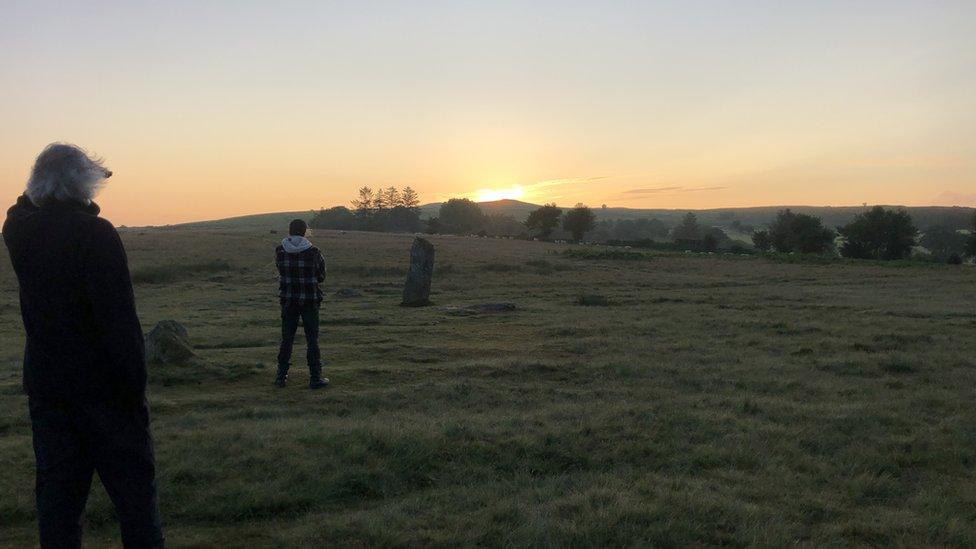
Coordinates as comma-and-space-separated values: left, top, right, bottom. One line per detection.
1, 229, 975, 546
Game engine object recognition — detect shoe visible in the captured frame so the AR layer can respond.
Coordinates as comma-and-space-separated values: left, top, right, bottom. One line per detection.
274, 364, 290, 388
309, 377, 330, 390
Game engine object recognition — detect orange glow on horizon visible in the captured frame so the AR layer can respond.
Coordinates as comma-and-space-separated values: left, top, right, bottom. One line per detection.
474, 186, 525, 203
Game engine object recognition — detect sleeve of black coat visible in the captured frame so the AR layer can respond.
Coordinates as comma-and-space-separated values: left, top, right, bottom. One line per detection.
85, 220, 147, 401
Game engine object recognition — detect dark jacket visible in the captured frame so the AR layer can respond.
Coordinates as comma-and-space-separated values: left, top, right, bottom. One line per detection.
2, 194, 146, 404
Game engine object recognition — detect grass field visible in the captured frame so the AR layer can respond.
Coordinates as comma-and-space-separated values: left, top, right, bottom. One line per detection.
1, 228, 976, 547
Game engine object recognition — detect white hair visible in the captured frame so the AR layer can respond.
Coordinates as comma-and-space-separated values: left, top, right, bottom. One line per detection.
25, 143, 111, 206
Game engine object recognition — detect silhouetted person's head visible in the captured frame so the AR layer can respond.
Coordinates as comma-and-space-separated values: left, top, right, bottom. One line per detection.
26, 143, 112, 207
289, 219, 308, 237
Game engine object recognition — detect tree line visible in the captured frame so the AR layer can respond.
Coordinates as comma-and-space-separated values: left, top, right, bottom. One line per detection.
430, 199, 598, 241
310, 186, 423, 232
312, 191, 976, 263
751, 207, 976, 263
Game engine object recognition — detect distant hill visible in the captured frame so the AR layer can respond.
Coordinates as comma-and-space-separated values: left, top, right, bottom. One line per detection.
421, 200, 976, 230
153, 201, 975, 232
148, 211, 312, 231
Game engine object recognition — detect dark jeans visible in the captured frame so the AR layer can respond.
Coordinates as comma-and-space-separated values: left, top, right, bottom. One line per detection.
29, 398, 163, 549
277, 301, 321, 376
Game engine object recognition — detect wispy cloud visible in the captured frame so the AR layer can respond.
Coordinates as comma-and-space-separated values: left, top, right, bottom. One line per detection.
623, 186, 727, 195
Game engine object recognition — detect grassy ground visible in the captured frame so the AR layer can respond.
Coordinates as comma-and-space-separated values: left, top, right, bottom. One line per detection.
1, 229, 975, 547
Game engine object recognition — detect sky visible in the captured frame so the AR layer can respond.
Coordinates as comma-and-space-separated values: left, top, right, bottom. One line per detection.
1, 0, 974, 226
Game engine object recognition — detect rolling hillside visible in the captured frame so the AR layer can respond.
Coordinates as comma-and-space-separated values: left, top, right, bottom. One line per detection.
151, 200, 975, 232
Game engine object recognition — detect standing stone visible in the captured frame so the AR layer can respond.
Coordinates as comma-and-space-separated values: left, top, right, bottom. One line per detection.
401, 237, 435, 306
145, 320, 197, 365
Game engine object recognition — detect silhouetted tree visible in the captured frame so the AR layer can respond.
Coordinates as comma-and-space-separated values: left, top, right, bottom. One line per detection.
383, 186, 400, 208
386, 205, 422, 232
920, 225, 967, 260
439, 198, 486, 234
671, 212, 701, 241
752, 229, 772, 252
966, 213, 976, 260
702, 227, 732, 251
310, 206, 356, 230
400, 187, 421, 213
485, 213, 524, 237
768, 209, 835, 254
525, 203, 562, 239
372, 191, 387, 212
562, 204, 596, 242
607, 218, 668, 241
352, 186, 374, 217
426, 217, 442, 234
839, 206, 917, 260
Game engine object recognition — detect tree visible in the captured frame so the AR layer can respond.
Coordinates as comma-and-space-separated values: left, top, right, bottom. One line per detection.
438, 198, 486, 234
752, 229, 772, 252
310, 206, 356, 230
671, 212, 701, 241
485, 213, 524, 237
426, 217, 442, 234
920, 225, 967, 260
562, 204, 596, 242
400, 187, 421, 213
384, 186, 400, 208
608, 218, 668, 241
525, 203, 562, 239
767, 209, 835, 254
372, 191, 387, 212
352, 186, 374, 216
839, 206, 917, 260
965, 212, 976, 260
386, 205, 422, 233
702, 227, 732, 251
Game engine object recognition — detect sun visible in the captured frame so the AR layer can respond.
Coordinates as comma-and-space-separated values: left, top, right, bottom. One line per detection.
475, 185, 525, 202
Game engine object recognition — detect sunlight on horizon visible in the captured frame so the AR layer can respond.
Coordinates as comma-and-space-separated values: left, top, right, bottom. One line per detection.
474, 186, 525, 203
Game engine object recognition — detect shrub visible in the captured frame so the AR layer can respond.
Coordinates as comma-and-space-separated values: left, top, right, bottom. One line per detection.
752, 229, 772, 252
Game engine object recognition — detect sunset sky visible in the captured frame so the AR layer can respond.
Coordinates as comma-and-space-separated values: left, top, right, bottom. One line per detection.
1, 1, 974, 226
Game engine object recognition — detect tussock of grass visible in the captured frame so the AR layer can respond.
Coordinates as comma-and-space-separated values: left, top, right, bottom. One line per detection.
577, 294, 611, 306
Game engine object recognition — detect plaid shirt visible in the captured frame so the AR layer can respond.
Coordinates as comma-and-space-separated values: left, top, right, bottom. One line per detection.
276, 245, 326, 305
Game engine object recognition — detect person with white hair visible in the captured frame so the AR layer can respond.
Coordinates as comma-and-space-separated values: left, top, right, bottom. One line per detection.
2, 144, 164, 548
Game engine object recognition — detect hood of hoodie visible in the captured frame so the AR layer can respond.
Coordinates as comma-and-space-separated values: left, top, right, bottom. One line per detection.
281, 235, 313, 253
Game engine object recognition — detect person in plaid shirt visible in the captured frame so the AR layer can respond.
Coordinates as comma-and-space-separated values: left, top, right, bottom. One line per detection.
275, 219, 329, 389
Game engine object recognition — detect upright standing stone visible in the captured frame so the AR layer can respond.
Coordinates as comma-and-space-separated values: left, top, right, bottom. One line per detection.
145, 320, 197, 365
401, 237, 435, 306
